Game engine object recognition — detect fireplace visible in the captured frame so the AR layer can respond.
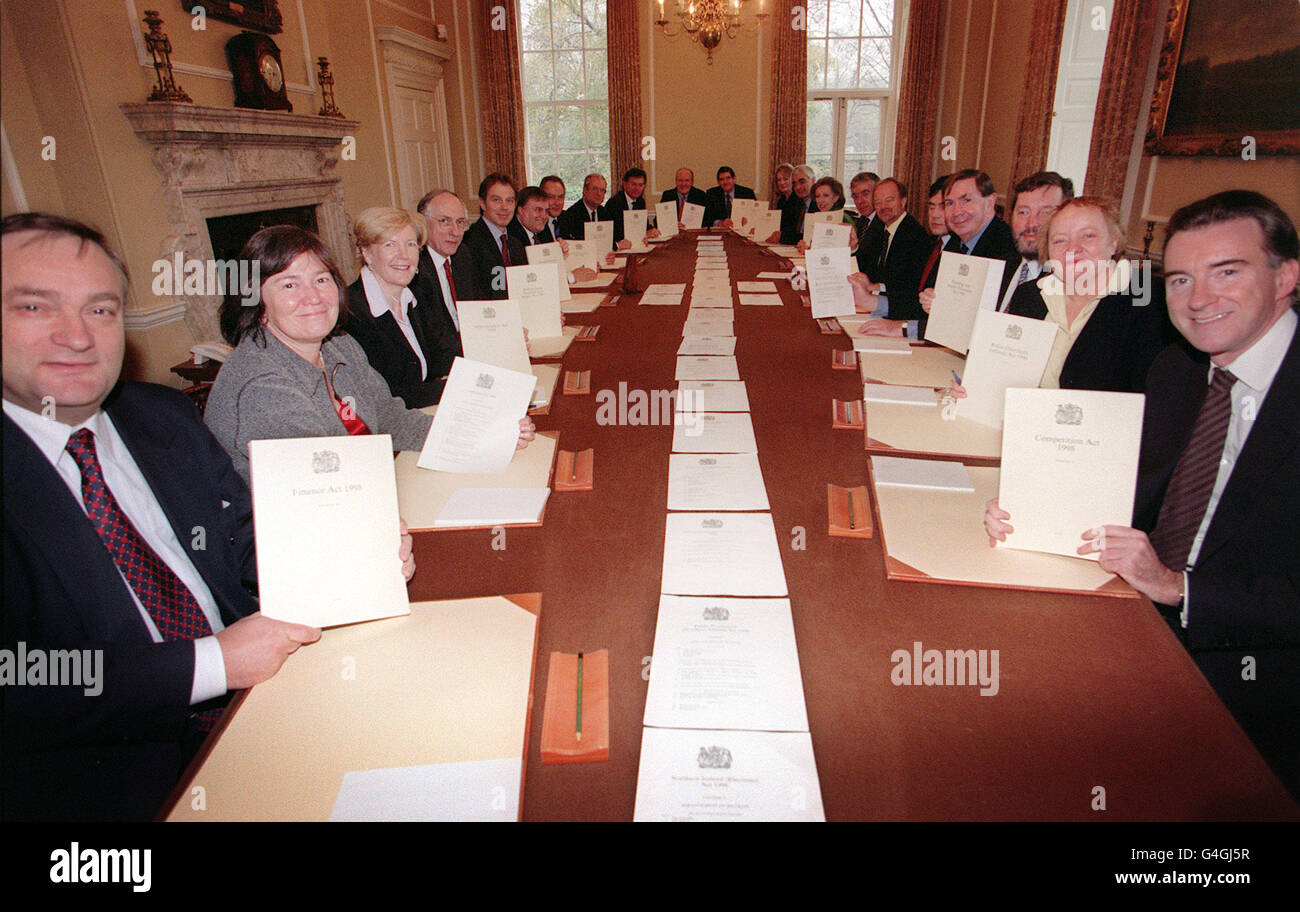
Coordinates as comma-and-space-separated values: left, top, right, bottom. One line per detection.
120, 102, 358, 342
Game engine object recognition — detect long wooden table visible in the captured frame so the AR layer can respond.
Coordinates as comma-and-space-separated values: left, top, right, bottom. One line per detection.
405, 232, 1296, 821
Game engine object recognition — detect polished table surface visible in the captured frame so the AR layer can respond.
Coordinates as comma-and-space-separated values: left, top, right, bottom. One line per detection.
407, 232, 1298, 821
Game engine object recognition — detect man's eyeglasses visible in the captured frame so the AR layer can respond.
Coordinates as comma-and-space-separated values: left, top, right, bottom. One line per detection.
431, 217, 469, 230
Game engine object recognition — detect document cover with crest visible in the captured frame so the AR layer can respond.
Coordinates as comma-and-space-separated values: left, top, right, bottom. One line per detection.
249, 434, 410, 628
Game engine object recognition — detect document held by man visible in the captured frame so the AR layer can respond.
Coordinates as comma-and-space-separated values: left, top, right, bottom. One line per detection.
809, 222, 851, 249
633, 727, 825, 821
623, 209, 648, 246
584, 219, 613, 250
457, 298, 533, 377
524, 242, 571, 300
805, 247, 856, 319
998, 388, 1146, 559
680, 202, 706, 230
661, 512, 788, 596
656, 200, 679, 237
417, 357, 537, 475
923, 251, 1005, 353
506, 263, 564, 340
956, 309, 1059, 428
643, 595, 809, 732
249, 434, 409, 628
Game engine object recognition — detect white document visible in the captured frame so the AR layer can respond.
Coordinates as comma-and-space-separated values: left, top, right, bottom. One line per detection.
738, 294, 783, 306
805, 211, 841, 229
672, 412, 758, 454
863, 384, 939, 406
584, 219, 613, 250
330, 757, 520, 821
661, 512, 788, 597
682, 321, 734, 338
676, 356, 740, 381
433, 487, 550, 527
457, 299, 533, 377
667, 454, 769, 511
998, 388, 1146, 559
633, 728, 824, 821
924, 251, 1005, 353
678, 335, 737, 356
957, 309, 1060, 429
250, 435, 409, 628
751, 211, 781, 241
805, 247, 855, 319
680, 202, 706, 230
689, 292, 733, 309
737, 281, 779, 293
809, 222, 851, 249
872, 455, 975, 492
676, 380, 750, 413
851, 334, 913, 353
562, 293, 604, 314
643, 595, 807, 731
417, 357, 535, 475
756, 271, 791, 280
769, 245, 802, 257
524, 242, 570, 300
623, 209, 648, 246
730, 198, 759, 229
656, 200, 679, 237
506, 263, 564, 340
640, 293, 685, 307
645, 283, 688, 295
564, 239, 600, 273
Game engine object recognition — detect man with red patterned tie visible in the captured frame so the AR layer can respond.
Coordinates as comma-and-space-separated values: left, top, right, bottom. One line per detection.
1, 212, 333, 820
460, 173, 528, 300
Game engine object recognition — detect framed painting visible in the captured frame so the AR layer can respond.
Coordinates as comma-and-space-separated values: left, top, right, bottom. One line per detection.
180, 1, 283, 34
1145, 0, 1300, 155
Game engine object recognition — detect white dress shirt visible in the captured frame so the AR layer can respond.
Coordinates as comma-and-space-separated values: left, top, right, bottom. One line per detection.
361, 265, 426, 379
998, 258, 1044, 312
4, 400, 228, 703
425, 245, 461, 332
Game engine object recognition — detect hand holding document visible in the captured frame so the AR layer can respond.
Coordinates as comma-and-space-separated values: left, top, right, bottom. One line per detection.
655, 200, 679, 237
997, 388, 1145, 559
809, 222, 851, 249
250, 434, 409, 628
805, 247, 855, 319
623, 209, 648, 246
565, 239, 600, 273
956, 309, 1059, 428
457, 298, 532, 376
680, 202, 705, 230
524, 243, 571, 300
506, 263, 564, 340
923, 251, 1006, 353
418, 357, 537, 475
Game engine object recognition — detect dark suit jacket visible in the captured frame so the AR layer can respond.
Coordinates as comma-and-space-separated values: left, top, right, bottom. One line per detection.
779, 194, 816, 245
344, 274, 460, 408
555, 199, 602, 241
1133, 317, 1300, 793
854, 214, 884, 280
2, 384, 258, 820
602, 191, 649, 245
507, 216, 555, 247
702, 184, 756, 227
460, 217, 527, 299
860, 214, 930, 322
660, 186, 709, 222
1006, 275, 1173, 393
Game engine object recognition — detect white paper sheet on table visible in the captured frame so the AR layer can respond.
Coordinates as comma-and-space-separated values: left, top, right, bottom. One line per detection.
672, 411, 758, 453
667, 453, 770, 511
330, 757, 520, 821
675, 380, 750, 412
675, 355, 740, 380
863, 383, 940, 406
433, 487, 550, 527
737, 281, 780, 293
661, 512, 788, 597
871, 455, 975, 492
678, 335, 737, 356
738, 294, 783, 306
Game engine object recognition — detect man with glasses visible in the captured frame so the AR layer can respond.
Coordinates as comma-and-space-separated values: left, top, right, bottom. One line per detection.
416, 189, 476, 341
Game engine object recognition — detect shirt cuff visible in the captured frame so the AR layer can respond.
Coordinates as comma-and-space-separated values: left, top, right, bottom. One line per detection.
874, 294, 890, 318
904, 320, 920, 339
1179, 571, 1190, 629
191, 635, 228, 704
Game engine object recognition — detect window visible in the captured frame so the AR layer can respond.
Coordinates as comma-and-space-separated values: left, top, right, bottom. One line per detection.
518, 0, 610, 197
805, 0, 901, 186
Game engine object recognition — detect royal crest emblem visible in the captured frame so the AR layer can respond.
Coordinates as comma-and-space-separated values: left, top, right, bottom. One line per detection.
311, 450, 341, 474
958, 264, 970, 276
702, 518, 723, 529
482, 306, 496, 319
476, 373, 495, 390
699, 458, 717, 465
1005, 325, 1023, 340
697, 745, 733, 769
702, 606, 730, 621
1055, 403, 1083, 425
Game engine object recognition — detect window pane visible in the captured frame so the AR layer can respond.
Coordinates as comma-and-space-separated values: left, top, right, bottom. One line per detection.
806, 100, 834, 159
527, 105, 556, 152
585, 104, 609, 151
808, 155, 834, 179
522, 53, 555, 102
555, 105, 586, 152
826, 38, 860, 89
844, 98, 880, 158
552, 0, 584, 48
807, 0, 830, 38
585, 48, 608, 99
519, 0, 552, 49
859, 37, 891, 88
861, 0, 894, 37
807, 39, 828, 90
554, 50, 585, 99
583, 0, 607, 47
828, 0, 860, 37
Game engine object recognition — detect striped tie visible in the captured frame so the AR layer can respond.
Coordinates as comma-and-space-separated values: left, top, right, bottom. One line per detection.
1149, 368, 1237, 569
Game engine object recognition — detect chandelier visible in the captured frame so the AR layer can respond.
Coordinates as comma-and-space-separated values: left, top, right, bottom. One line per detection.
655, 0, 770, 64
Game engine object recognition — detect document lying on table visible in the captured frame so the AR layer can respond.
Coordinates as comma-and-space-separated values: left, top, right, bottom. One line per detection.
623, 209, 648, 246
737, 281, 779, 293
680, 202, 705, 230
676, 355, 740, 380
672, 411, 758, 454
524, 242, 571, 300
682, 316, 734, 337
809, 222, 850, 249
957, 309, 1059, 428
331, 757, 520, 822
676, 380, 750, 412
656, 200, 679, 237
633, 728, 824, 821
871, 455, 975, 492
678, 335, 736, 356
690, 292, 733, 308
584, 220, 613, 250
418, 357, 536, 475
250, 435, 409, 628
661, 512, 788, 596
805, 247, 855, 318
923, 251, 1005, 353
863, 383, 939, 406
998, 388, 1145, 559
643, 595, 807, 731
667, 453, 769, 510
458, 298, 533, 376
506, 263, 564, 339
434, 487, 550, 527
738, 294, 782, 306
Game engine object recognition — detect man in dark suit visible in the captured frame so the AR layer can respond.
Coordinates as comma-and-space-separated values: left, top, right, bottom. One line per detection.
701, 166, 755, 229
540, 174, 567, 242
661, 167, 709, 229
2, 213, 321, 820
854, 179, 930, 323
773, 164, 816, 245
460, 173, 527, 299
997, 170, 1073, 312
555, 173, 608, 241
605, 166, 661, 248
508, 185, 557, 247
988, 190, 1300, 796
849, 172, 882, 273
415, 188, 476, 349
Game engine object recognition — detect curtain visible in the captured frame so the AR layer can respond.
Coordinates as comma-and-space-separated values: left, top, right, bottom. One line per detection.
474, 1, 528, 185
1084, 0, 1160, 202
891, 0, 943, 218
606, 1, 644, 184
767, 0, 807, 198
1008, 0, 1068, 188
